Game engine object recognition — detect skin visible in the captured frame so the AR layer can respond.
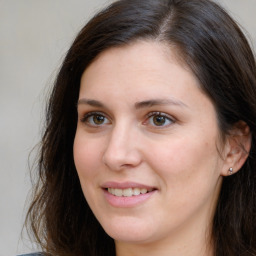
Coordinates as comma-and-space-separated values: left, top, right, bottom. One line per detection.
73, 41, 248, 256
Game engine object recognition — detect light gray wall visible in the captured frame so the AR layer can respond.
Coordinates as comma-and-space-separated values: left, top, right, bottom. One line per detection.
0, 1, 255, 255
219, 0, 256, 50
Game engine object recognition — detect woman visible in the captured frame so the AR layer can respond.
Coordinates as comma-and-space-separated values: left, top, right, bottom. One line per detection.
23, 0, 256, 255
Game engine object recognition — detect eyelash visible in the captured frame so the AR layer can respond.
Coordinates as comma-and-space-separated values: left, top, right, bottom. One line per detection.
80, 111, 175, 128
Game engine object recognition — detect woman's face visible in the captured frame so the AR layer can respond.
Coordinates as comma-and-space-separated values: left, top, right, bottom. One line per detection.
74, 41, 228, 246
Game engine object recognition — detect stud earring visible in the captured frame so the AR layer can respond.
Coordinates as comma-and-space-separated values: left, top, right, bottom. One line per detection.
229, 167, 233, 175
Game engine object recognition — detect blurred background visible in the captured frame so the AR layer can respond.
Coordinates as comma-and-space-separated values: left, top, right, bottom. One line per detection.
0, 0, 255, 255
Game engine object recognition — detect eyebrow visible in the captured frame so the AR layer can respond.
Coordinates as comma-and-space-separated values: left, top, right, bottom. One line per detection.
77, 98, 105, 108
134, 98, 188, 109
77, 98, 188, 109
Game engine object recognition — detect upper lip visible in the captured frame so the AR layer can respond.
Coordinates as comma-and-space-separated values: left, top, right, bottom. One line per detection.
101, 181, 157, 190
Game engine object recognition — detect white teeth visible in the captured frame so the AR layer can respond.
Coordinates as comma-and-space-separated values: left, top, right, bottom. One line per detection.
107, 187, 153, 197
123, 188, 133, 197
133, 188, 140, 196
140, 188, 147, 194
115, 188, 123, 197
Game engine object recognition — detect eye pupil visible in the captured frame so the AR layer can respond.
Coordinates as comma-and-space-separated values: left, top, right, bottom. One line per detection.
153, 115, 166, 126
93, 115, 105, 124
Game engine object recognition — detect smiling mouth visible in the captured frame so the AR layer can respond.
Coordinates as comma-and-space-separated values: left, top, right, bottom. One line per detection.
107, 187, 155, 197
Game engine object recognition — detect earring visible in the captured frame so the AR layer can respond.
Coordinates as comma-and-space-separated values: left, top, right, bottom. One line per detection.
229, 167, 233, 175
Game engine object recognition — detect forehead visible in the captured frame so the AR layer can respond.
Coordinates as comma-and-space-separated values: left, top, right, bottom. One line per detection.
80, 40, 198, 93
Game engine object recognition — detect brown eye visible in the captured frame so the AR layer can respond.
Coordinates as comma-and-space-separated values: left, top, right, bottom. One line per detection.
153, 115, 166, 126
81, 112, 110, 126
93, 115, 105, 125
146, 112, 174, 127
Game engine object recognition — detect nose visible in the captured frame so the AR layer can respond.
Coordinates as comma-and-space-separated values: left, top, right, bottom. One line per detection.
102, 123, 142, 171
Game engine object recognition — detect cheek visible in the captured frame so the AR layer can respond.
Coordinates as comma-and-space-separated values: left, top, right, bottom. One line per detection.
145, 133, 221, 189
73, 133, 102, 179
147, 135, 222, 215
146, 136, 199, 172
73, 134, 103, 207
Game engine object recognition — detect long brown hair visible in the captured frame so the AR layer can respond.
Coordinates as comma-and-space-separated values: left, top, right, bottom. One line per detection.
26, 0, 256, 255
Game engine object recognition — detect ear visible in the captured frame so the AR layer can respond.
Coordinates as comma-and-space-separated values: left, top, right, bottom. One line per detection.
221, 121, 251, 176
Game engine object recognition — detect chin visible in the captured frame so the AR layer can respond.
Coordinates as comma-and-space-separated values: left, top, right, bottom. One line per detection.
100, 215, 156, 243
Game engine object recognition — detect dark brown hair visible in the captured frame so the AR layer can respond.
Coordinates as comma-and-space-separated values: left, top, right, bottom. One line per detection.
26, 0, 256, 255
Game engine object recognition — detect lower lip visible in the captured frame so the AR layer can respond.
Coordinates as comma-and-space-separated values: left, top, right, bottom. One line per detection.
103, 189, 156, 208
